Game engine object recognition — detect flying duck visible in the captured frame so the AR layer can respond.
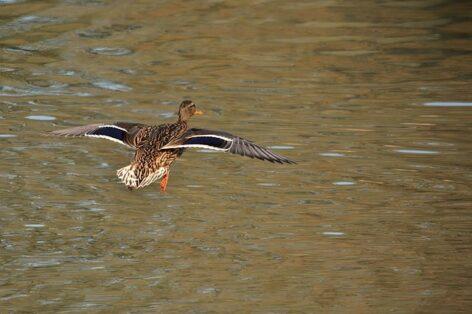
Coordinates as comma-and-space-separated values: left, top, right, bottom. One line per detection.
50, 100, 295, 191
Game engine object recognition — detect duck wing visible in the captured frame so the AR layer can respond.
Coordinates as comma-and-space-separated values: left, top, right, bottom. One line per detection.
160, 128, 295, 164
50, 122, 146, 148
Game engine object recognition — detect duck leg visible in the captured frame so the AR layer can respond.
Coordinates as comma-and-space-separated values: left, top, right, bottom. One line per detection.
160, 173, 169, 192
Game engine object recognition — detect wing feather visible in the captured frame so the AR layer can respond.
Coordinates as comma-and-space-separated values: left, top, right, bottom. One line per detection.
50, 122, 145, 147
161, 128, 295, 164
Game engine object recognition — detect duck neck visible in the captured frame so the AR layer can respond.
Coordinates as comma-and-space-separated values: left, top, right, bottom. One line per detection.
176, 117, 188, 130
177, 111, 190, 123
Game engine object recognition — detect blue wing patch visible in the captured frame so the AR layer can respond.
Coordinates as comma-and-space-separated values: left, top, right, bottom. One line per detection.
90, 126, 127, 142
186, 136, 229, 149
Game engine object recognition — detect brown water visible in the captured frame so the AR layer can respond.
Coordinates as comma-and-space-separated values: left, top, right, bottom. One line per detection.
1, 0, 471, 312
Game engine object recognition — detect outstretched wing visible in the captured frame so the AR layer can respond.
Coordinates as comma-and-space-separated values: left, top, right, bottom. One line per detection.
50, 122, 146, 148
161, 128, 295, 164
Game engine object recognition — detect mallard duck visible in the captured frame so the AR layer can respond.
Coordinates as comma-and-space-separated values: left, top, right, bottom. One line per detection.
50, 100, 295, 191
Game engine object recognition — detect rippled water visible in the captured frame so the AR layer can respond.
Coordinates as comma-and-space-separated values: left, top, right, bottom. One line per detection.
1, 0, 471, 312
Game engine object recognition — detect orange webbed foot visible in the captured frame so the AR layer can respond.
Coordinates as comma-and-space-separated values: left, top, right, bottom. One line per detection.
160, 173, 169, 192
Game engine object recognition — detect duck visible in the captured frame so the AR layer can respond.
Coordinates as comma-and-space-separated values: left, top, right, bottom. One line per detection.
50, 100, 295, 191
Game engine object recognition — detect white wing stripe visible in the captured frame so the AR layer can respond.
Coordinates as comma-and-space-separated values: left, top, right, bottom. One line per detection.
95, 125, 128, 132
84, 134, 129, 146
187, 134, 233, 142
163, 144, 229, 151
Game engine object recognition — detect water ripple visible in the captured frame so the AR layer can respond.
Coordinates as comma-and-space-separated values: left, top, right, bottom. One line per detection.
319, 152, 345, 157
322, 232, 345, 237
395, 149, 439, 155
88, 47, 133, 56
0, 0, 19, 4
333, 181, 355, 186
0, 15, 61, 38
24, 224, 45, 228
269, 145, 294, 150
92, 80, 131, 92
25, 115, 56, 121
424, 102, 472, 107
0, 85, 91, 97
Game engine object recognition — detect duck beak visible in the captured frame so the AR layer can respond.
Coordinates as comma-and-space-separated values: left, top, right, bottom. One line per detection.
194, 110, 204, 115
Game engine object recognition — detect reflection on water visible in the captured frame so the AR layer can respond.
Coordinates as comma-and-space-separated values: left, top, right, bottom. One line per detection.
91, 80, 132, 92
424, 102, 472, 107
332, 181, 355, 186
25, 115, 56, 121
394, 149, 439, 155
1, 0, 471, 312
88, 47, 133, 56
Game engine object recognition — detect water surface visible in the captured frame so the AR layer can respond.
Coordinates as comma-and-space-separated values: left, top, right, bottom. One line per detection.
0, 0, 471, 312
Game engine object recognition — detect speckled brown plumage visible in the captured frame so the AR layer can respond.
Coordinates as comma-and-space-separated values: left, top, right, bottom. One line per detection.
50, 100, 295, 191
119, 123, 187, 189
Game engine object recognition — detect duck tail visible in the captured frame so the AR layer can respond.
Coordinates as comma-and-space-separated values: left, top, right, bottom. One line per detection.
117, 164, 139, 189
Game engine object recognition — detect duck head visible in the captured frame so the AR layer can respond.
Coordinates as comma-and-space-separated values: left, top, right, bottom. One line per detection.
178, 100, 203, 122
